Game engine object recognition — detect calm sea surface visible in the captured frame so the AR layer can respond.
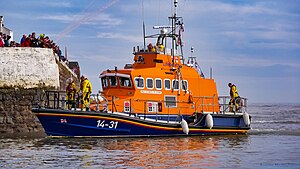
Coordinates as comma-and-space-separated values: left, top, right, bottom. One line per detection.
1, 103, 300, 169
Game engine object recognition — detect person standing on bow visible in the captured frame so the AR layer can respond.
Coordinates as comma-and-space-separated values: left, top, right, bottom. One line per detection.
228, 83, 239, 112
66, 78, 77, 110
80, 75, 92, 111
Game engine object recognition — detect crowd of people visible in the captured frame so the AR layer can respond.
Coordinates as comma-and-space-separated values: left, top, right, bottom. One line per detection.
0, 31, 66, 61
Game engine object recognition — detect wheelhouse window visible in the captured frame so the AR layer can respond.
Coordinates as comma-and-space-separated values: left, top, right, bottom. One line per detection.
134, 77, 144, 89
172, 79, 179, 90
119, 77, 132, 87
146, 78, 154, 89
109, 76, 117, 87
164, 79, 171, 90
182, 80, 188, 91
165, 96, 177, 107
101, 77, 108, 88
155, 78, 162, 90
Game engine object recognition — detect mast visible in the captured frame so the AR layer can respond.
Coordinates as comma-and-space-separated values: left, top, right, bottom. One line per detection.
142, 0, 146, 50
144, 0, 183, 61
143, 21, 146, 50
169, 0, 185, 64
171, 0, 178, 64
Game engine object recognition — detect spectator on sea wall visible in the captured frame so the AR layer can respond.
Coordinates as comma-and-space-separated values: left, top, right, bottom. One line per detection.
4, 35, 11, 47
0, 32, 4, 47
10, 41, 17, 47
30, 32, 38, 47
38, 34, 45, 47
44, 36, 50, 48
22, 36, 30, 47
20, 34, 26, 45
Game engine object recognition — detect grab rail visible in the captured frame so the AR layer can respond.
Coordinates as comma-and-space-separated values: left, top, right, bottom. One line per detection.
39, 91, 108, 111
37, 91, 247, 116
193, 95, 217, 113
218, 96, 248, 114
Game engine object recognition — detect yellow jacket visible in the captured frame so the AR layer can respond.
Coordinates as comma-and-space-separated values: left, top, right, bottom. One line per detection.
66, 82, 77, 94
230, 85, 239, 98
81, 79, 92, 93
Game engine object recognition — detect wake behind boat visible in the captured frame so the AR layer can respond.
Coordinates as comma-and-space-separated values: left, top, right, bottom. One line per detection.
32, 0, 251, 137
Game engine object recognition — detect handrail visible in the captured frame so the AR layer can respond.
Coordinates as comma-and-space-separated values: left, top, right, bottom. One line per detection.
193, 95, 217, 113
39, 90, 108, 111
36, 91, 248, 122
218, 96, 248, 114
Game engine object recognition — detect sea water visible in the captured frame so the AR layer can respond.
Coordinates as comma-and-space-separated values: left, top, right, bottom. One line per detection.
1, 103, 300, 169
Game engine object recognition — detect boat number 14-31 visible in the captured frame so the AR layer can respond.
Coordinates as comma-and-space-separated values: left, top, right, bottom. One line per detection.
96, 120, 118, 129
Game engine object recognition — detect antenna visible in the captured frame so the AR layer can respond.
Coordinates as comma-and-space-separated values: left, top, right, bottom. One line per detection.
174, 0, 178, 15
142, 0, 146, 50
171, 0, 178, 63
65, 46, 68, 60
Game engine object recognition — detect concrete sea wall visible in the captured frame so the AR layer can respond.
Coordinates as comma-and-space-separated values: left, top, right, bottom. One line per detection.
0, 47, 79, 136
0, 48, 60, 88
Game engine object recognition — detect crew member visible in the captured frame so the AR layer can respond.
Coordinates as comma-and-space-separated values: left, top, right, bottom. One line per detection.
66, 78, 77, 109
147, 43, 155, 52
228, 83, 239, 112
80, 75, 92, 111
157, 43, 165, 53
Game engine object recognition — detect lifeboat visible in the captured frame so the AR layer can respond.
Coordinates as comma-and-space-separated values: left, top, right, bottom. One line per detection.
32, 0, 251, 137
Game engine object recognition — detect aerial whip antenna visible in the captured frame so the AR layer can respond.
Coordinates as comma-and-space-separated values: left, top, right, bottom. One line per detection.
171, 0, 178, 64
142, 0, 146, 50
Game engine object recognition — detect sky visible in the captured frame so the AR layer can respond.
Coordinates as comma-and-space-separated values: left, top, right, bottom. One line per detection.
1, 0, 300, 103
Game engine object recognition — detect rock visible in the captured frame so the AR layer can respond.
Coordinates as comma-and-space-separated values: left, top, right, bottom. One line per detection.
6, 117, 14, 124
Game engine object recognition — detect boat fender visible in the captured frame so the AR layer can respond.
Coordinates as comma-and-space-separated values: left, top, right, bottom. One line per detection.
243, 112, 250, 127
206, 114, 213, 129
181, 118, 189, 135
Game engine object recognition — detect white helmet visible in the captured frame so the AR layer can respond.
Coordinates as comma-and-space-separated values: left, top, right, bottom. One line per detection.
66, 78, 73, 83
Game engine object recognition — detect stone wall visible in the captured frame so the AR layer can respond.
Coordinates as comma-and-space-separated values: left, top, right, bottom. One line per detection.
0, 47, 79, 137
0, 88, 47, 135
